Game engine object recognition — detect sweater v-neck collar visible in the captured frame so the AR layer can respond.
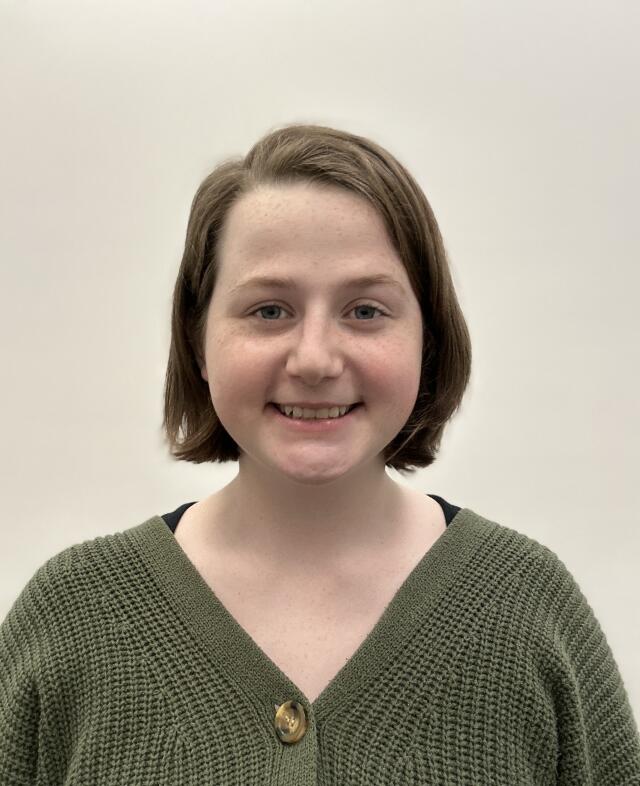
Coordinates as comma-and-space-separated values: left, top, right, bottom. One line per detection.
131, 507, 490, 716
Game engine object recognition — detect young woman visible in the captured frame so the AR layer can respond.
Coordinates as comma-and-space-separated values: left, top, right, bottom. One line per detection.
2, 124, 639, 784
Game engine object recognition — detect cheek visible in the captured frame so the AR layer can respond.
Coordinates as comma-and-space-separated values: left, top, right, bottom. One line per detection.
389, 364, 422, 413
205, 336, 272, 404
369, 336, 421, 384
362, 350, 422, 421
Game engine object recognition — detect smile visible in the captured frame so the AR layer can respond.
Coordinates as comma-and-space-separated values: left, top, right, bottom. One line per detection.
268, 403, 363, 430
273, 403, 359, 419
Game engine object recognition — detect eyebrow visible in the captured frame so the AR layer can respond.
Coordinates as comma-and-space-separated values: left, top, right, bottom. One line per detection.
228, 273, 406, 296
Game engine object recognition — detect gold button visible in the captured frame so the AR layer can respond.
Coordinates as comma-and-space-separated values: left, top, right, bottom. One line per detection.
274, 700, 307, 743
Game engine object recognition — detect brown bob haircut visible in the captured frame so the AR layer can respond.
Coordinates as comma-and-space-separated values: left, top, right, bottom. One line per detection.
162, 123, 472, 475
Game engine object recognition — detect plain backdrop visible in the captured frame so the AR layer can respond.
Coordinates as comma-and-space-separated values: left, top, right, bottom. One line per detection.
1, 0, 638, 717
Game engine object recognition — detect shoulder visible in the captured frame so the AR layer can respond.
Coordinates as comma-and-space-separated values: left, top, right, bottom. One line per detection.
459, 506, 568, 569
3, 515, 161, 647
449, 509, 610, 691
27, 515, 156, 587
0, 516, 166, 758
459, 507, 589, 625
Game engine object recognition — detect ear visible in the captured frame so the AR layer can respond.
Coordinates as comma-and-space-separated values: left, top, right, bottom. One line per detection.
201, 365, 209, 382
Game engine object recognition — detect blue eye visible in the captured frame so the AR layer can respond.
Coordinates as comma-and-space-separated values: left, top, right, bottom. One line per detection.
249, 303, 388, 322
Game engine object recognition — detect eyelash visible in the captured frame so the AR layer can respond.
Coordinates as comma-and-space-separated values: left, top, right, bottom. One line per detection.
248, 302, 389, 323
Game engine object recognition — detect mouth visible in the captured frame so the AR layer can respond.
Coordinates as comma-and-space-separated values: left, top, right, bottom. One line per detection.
267, 402, 363, 428
269, 402, 361, 417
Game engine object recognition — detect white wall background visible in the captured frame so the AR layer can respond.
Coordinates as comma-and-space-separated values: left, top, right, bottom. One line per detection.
1, 0, 638, 716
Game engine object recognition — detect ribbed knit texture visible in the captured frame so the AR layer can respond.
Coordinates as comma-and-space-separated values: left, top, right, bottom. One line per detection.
1, 506, 639, 785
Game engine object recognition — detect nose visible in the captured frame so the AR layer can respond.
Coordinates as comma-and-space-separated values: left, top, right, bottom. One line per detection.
283, 316, 346, 380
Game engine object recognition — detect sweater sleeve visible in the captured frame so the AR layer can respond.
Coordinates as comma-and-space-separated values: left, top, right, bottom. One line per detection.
538, 548, 640, 785
0, 573, 43, 786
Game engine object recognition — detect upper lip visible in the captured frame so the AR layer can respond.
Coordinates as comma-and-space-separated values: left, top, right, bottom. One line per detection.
272, 401, 360, 408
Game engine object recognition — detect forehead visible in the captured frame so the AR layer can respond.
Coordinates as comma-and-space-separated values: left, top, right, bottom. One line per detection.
217, 183, 399, 266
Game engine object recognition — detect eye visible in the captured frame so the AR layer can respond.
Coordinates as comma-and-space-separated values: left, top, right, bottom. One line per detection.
248, 302, 389, 322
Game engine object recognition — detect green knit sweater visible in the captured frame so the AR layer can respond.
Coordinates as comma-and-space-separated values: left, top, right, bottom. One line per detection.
1, 505, 639, 785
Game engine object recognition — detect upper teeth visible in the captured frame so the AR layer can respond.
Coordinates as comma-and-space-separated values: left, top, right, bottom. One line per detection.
277, 404, 353, 419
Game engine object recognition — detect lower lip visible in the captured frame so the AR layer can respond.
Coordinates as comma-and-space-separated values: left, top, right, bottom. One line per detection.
268, 403, 363, 432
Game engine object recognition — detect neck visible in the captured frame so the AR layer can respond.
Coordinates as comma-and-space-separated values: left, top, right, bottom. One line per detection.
204, 464, 410, 578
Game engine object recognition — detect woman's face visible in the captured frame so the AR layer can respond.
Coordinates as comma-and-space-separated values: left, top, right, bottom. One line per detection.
200, 182, 424, 484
